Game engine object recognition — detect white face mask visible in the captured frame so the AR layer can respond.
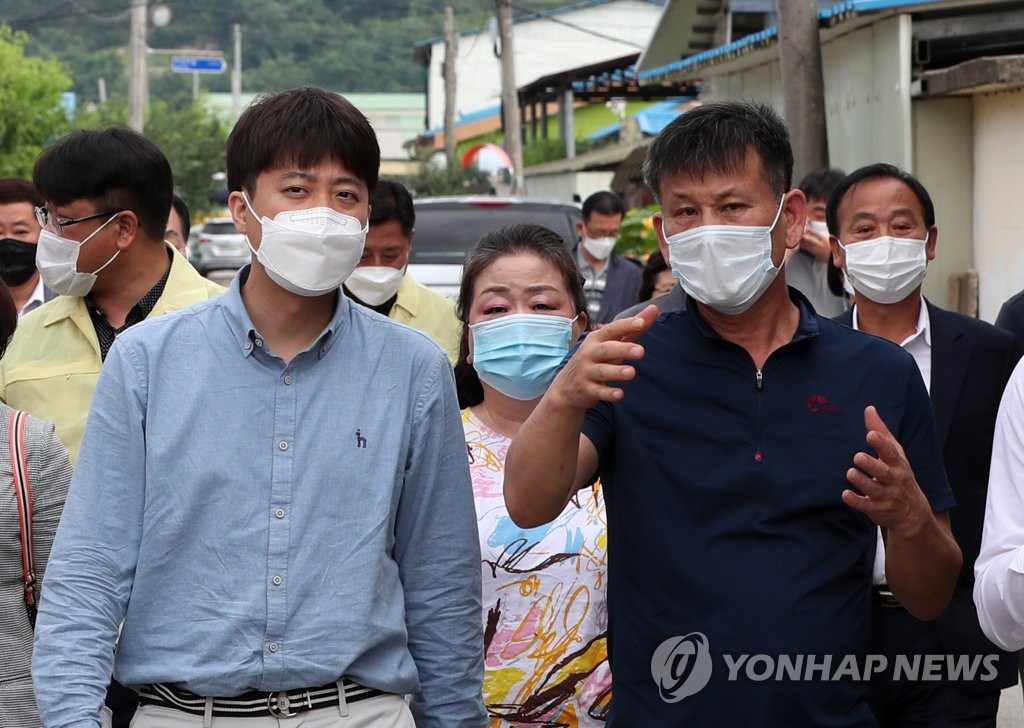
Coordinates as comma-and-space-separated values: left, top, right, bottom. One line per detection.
807, 219, 829, 235
663, 197, 785, 315
345, 265, 405, 306
839, 234, 928, 305
36, 214, 121, 297
243, 192, 367, 297
582, 235, 617, 261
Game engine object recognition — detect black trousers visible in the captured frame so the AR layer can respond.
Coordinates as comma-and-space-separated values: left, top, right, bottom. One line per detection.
869, 603, 1000, 728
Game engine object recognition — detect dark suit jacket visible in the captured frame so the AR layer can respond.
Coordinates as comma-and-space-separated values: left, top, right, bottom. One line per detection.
836, 300, 1022, 690
575, 247, 642, 324
995, 288, 1024, 347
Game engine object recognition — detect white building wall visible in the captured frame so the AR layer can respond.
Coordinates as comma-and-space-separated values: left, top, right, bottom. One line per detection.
973, 88, 1024, 321
524, 170, 613, 202
424, 0, 663, 129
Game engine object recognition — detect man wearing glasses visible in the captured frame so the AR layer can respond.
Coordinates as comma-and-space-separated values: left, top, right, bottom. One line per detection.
0, 128, 222, 467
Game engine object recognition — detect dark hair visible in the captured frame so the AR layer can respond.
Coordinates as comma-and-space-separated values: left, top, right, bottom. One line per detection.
227, 86, 380, 196
454, 223, 586, 408
798, 168, 846, 202
0, 280, 17, 358
826, 163, 935, 237
33, 127, 173, 241
369, 179, 415, 236
826, 256, 846, 298
638, 250, 670, 302
170, 193, 191, 242
0, 178, 44, 208
582, 190, 626, 221
642, 101, 793, 202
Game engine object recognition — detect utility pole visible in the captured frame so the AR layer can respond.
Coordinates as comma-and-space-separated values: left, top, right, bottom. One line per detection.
128, 0, 148, 132
232, 23, 243, 121
495, 0, 524, 195
776, 0, 828, 181
443, 7, 458, 169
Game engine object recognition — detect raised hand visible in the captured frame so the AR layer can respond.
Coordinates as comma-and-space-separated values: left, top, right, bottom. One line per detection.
841, 405, 932, 537
549, 304, 660, 411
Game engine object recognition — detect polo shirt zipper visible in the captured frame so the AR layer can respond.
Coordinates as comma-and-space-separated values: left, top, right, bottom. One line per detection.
755, 368, 764, 463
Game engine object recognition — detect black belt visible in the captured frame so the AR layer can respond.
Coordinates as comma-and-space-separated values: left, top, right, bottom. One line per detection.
138, 679, 388, 718
873, 585, 902, 609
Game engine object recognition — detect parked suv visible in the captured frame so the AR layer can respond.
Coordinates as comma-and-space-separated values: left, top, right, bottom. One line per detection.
189, 218, 251, 274
409, 196, 582, 299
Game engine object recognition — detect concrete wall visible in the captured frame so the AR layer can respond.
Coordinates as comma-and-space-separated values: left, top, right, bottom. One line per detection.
973, 87, 1024, 321
423, 0, 662, 129
912, 96, 974, 310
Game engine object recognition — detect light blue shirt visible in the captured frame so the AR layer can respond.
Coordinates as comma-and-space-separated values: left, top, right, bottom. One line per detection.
32, 269, 485, 727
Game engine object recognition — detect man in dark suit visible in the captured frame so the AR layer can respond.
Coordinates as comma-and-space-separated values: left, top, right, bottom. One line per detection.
829, 163, 1020, 726
573, 191, 641, 324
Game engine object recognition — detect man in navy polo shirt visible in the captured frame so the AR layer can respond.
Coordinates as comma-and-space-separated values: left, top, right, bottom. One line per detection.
504, 101, 961, 726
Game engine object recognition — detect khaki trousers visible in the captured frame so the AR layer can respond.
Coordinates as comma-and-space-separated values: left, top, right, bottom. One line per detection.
128, 694, 415, 728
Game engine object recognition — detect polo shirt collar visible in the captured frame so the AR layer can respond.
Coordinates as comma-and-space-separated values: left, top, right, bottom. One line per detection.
684, 286, 820, 343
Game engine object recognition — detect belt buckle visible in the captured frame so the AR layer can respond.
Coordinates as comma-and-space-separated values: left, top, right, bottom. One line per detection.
268, 691, 297, 718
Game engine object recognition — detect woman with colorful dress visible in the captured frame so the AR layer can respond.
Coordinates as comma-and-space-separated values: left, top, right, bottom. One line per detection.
454, 224, 611, 726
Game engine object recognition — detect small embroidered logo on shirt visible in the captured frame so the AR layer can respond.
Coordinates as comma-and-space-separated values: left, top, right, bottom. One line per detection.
355, 429, 367, 449
807, 394, 841, 414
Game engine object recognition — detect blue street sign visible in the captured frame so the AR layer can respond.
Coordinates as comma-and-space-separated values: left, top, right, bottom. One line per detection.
170, 55, 226, 74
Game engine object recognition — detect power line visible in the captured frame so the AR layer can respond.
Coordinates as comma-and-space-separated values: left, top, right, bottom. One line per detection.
508, 1, 644, 48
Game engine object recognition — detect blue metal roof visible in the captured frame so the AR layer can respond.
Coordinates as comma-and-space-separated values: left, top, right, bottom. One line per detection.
638, 0, 949, 81
586, 97, 696, 141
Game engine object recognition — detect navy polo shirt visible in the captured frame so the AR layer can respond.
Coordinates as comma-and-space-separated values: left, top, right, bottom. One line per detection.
583, 291, 954, 727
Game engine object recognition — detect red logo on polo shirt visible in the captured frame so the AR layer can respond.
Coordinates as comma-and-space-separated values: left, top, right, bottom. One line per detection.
807, 394, 840, 414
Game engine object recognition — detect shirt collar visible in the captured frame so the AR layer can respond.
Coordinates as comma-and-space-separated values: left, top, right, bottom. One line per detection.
850, 295, 930, 347
19, 276, 45, 315
684, 286, 820, 342
221, 265, 349, 360
390, 272, 418, 318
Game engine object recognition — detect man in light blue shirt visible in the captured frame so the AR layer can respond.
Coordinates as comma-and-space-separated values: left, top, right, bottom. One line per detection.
32, 86, 485, 727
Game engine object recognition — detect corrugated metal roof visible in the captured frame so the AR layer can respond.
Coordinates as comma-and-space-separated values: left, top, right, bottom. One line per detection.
638, 0, 950, 81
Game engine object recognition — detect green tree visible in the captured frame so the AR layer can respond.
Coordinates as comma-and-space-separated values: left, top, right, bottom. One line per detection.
0, 25, 70, 177
74, 96, 229, 217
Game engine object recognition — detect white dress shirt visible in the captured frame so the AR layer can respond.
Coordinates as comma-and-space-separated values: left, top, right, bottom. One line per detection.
18, 276, 45, 317
974, 356, 1024, 650
852, 299, 931, 585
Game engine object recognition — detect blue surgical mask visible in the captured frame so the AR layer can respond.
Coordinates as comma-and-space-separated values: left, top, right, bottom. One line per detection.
470, 313, 577, 400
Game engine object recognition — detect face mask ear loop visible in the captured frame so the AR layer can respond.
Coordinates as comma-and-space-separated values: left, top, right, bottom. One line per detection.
240, 190, 262, 257
767, 194, 787, 233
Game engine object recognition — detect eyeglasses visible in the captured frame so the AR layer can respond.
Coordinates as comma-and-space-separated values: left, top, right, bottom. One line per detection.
35, 206, 117, 234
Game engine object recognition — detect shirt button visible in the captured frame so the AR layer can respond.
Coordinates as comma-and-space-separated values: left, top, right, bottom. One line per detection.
268, 642, 278, 653
255, 338, 264, 348
243, 341, 252, 351
283, 374, 293, 385
272, 575, 282, 586
275, 508, 285, 519
278, 441, 289, 451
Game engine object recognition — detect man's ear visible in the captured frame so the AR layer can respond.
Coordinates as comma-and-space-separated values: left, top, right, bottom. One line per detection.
228, 190, 250, 238
925, 225, 938, 262
653, 212, 669, 262
829, 235, 844, 269
782, 189, 807, 252
575, 219, 585, 239
114, 211, 139, 251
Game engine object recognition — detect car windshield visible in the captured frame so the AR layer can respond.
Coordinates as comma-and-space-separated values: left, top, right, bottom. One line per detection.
411, 202, 580, 264
204, 221, 239, 235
